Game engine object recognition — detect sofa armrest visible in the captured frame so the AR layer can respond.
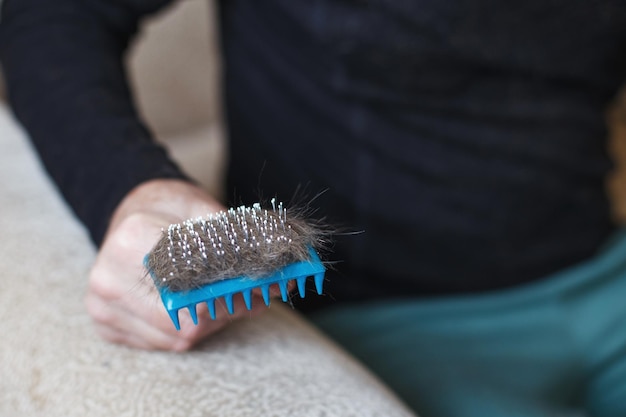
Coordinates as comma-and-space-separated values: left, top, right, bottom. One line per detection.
0, 103, 415, 417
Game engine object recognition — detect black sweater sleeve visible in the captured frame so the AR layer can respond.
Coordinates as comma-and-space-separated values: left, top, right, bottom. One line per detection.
0, 0, 190, 246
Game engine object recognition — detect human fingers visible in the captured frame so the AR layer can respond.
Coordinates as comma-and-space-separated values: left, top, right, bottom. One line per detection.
85, 288, 184, 350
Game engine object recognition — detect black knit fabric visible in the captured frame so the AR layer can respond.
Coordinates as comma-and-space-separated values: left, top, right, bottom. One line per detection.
1, 0, 626, 307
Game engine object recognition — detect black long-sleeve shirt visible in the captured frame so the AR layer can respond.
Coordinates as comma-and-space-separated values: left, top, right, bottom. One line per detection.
2, 0, 626, 308
0, 0, 189, 245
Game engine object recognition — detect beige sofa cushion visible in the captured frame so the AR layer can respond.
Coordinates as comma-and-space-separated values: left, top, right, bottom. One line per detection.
0, 103, 416, 416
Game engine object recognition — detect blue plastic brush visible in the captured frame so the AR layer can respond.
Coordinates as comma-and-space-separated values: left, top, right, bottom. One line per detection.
144, 201, 326, 330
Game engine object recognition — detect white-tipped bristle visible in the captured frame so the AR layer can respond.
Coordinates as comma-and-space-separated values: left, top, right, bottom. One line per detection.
146, 201, 324, 292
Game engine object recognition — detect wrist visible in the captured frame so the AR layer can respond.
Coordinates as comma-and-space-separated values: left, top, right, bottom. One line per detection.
107, 179, 223, 236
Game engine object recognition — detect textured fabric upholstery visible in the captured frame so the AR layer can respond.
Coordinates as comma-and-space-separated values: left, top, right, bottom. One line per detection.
0, 103, 415, 416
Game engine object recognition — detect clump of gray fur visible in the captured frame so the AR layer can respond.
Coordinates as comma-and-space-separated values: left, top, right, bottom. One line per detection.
146, 200, 326, 292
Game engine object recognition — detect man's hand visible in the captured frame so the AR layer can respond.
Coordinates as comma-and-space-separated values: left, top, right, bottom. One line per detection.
85, 179, 279, 351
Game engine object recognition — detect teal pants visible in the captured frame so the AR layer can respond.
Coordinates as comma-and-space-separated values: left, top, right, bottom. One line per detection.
311, 230, 626, 417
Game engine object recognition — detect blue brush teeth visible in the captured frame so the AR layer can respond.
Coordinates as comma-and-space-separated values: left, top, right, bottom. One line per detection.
145, 247, 325, 330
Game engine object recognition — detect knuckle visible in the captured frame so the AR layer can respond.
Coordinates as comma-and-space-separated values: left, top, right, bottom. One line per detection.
87, 270, 120, 301
100, 330, 123, 345
177, 324, 202, 343
85, 297, 114, 325
109, 213, 154, 251
172, 338, 194, 352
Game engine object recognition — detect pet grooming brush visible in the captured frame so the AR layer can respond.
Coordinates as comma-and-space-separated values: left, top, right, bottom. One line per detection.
144, 199, 326, 330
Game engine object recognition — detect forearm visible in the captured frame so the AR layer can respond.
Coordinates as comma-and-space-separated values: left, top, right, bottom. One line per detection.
0, 0, 186, 245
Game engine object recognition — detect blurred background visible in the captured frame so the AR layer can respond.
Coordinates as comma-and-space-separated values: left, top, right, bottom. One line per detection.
1, 0, 626, 224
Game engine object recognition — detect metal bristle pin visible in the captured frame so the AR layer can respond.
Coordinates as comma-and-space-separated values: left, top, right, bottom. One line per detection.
144, 199, 326, 330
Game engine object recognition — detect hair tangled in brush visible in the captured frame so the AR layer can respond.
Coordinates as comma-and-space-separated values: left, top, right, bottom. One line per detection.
146, 199, 329, 292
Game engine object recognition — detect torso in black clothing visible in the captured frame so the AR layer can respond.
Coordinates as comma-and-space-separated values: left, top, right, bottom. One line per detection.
3, 0, 625, 308
219, 0, 626, 309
